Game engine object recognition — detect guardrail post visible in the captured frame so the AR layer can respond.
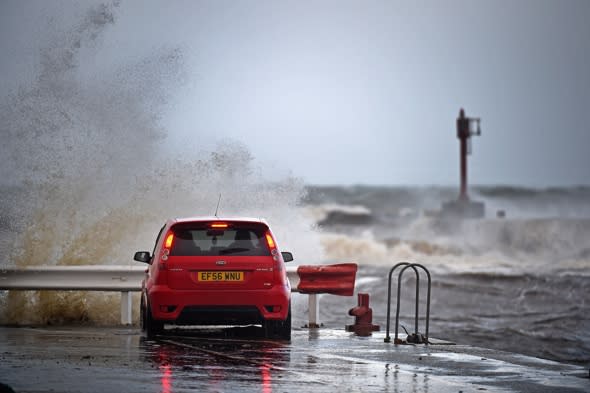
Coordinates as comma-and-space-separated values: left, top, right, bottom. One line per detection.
121, 291, 132, 325
308, 294, 320, 328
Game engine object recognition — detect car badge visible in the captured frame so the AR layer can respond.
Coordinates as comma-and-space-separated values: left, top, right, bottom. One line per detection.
215, 260, 226, 265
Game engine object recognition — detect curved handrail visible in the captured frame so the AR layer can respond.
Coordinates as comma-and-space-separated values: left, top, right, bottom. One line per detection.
384, 262, 432, 344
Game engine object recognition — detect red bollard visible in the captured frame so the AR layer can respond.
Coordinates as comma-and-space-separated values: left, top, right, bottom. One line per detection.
345, 293, 380, 336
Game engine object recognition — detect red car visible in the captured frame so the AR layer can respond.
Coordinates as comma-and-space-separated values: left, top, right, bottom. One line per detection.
134, 217, 293, 339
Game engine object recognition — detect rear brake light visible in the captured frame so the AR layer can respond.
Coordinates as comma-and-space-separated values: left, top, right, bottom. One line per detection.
210, 222, 228, 228
265, 233, 275, 249
165, 233, 174, 249
266, 231, 284, 283
160, 232, 174, 270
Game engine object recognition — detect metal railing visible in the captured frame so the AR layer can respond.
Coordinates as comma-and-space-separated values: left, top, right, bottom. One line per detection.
384, 262, 431, 344
0, 265, 316, 326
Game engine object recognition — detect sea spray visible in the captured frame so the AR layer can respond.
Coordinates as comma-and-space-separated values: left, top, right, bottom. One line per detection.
0, 2, 321, 325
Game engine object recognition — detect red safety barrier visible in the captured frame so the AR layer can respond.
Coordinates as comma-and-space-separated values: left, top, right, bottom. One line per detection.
296, 263, 357, 296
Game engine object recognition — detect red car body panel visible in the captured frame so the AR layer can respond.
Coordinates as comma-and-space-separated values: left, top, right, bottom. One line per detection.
141, 217, 291, 326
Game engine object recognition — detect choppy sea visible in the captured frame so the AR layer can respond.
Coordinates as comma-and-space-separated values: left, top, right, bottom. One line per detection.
299, 185, 590, 365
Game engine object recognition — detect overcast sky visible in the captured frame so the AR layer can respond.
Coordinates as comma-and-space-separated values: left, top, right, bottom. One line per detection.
1, 1, 589, 187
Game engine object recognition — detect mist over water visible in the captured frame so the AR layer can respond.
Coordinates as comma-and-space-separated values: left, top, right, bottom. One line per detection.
0, 2, 320, 325
307, 185, 590, 273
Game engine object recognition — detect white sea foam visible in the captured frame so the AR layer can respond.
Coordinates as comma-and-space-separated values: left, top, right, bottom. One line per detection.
316, 214, 590, 276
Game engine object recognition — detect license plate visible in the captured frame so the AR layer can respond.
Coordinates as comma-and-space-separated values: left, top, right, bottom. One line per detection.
197, 271, 244, 282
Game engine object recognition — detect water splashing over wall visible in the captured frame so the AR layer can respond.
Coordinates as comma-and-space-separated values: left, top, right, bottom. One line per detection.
0, 2, 321, 324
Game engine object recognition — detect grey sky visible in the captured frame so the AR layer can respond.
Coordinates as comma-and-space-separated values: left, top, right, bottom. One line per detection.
1, 1, 589, 186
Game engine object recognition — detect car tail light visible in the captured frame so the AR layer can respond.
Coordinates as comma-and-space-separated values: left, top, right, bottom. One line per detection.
153, 230, 174, 286
265, 233, 276, 250
266, 231, 286, 285
159, 232, 175, 271
210, 222, 228, 229
165, 233, 174, 249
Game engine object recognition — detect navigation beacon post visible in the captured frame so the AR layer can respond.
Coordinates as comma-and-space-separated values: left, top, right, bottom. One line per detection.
441, 108, 485, 218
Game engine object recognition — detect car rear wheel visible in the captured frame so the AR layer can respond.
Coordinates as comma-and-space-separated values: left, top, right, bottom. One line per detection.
141, 297, 163, 338
263, 303, 291, 341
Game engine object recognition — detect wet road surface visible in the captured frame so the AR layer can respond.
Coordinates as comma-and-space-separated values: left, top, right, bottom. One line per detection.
0, 326, 588, 392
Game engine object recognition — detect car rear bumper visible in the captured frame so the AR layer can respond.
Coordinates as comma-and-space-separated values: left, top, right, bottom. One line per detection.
147, 285, 290, 324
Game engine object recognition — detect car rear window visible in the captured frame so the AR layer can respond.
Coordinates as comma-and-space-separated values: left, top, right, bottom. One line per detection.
170, 224, 271, 257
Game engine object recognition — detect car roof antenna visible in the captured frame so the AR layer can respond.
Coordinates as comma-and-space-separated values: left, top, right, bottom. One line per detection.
214, 193, 222, 218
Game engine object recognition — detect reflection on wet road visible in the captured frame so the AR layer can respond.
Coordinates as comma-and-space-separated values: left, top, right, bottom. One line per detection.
0, 326, 588, 392
0, 326, 359, 393
147, 329, 293, 393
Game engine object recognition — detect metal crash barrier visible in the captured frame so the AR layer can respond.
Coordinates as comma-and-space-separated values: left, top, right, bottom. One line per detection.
0, 263, 357, 326
295, 263, 358, 328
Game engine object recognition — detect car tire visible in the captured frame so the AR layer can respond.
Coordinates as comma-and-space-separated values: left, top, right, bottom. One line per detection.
264, 303, 291, 341
140, 296, 147, 332
141, 296, 163, 338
